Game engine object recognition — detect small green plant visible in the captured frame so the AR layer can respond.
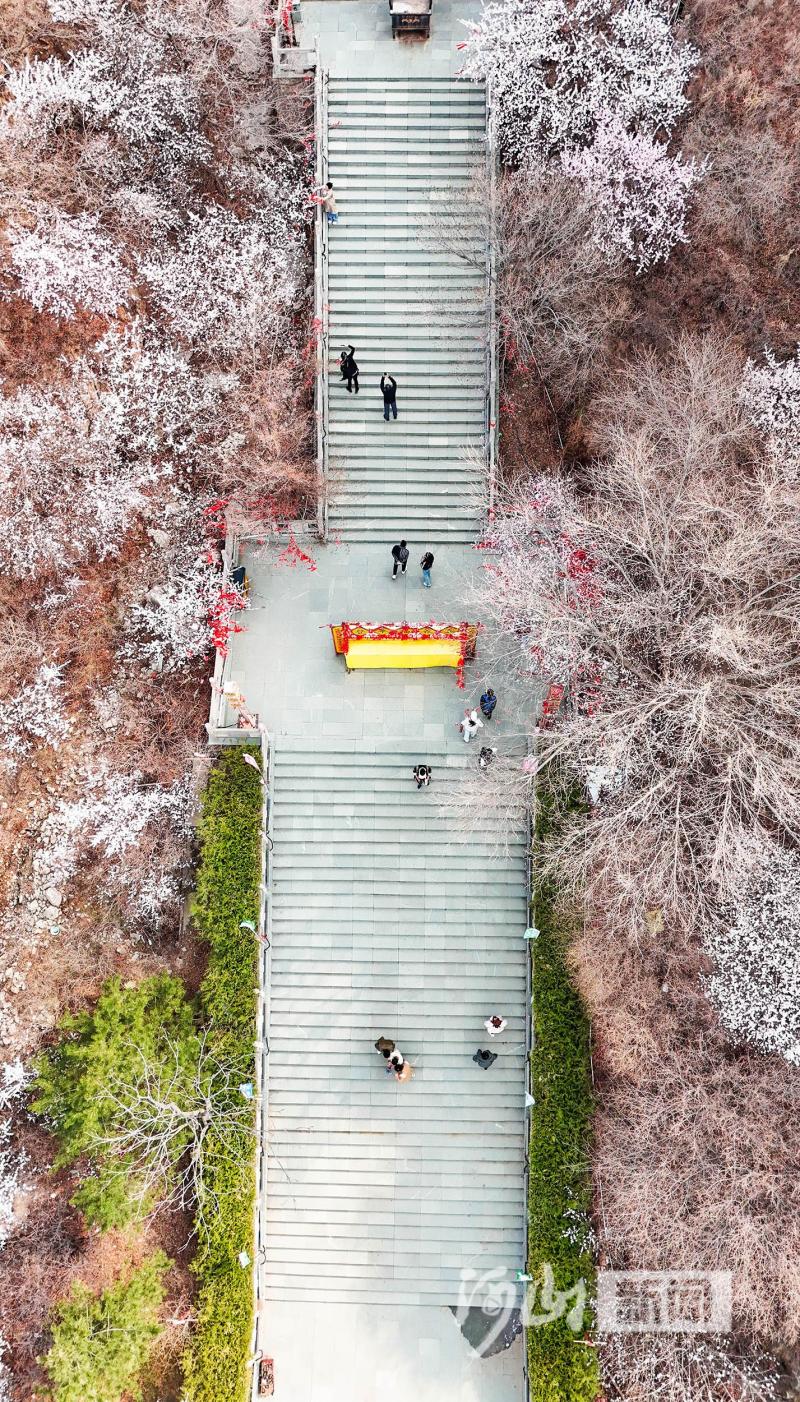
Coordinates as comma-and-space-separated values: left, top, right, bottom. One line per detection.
182, 745, 261, 1402
41, 1253, 170, 1402
527, 784, 600, 1402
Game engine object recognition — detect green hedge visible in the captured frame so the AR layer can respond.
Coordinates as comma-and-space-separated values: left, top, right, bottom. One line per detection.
182, 745, 262, 1402
527, 788, 600, 1402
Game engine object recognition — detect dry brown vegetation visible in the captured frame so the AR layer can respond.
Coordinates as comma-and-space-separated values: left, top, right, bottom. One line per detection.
480, 3, 800, 1397
0, 0, 315, 1394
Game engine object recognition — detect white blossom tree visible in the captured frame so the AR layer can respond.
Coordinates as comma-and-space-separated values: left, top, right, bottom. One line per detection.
1, 0, 211, 185
459, 0, 700, 272
140, 196, 304, 359
562, 115, 704, 272
0, 664, 73, 772
742, 345, 800, 482
705, 839, 800, 1065
0, 382, 145, 576
41, 769, 195, 926
459, 0, 697, 163
0, 324, 239, 577
5, 207, 127, 318
0, 1061, 31, 1253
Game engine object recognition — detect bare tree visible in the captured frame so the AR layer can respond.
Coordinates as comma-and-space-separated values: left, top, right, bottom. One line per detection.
473, 336, 800, 928
593, 1032, 800, 1343
88, 1033, 253, 1231
435, 755, 535, 855
424, 167, 630, 403
599, 1332, 783, 1402
683, 121, 798, 252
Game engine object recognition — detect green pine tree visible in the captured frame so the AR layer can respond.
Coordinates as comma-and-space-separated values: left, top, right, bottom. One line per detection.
42, 1253, 170, 1402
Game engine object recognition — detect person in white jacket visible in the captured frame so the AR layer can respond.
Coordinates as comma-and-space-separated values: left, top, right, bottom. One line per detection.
458, 708, 483, 743
484, 1014, 507, 1037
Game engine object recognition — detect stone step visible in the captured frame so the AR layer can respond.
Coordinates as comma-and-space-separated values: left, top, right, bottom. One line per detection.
259, 1282, 508, 1307
327, 517, 479, 533
328, 251, 482, 267
329, 528, 479, 542
327, 113, 485, 129
270, 831, 521, 847
329, 405, 484, 421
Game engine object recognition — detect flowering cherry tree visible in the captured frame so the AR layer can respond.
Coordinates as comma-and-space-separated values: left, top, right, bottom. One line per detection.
140, 193, 304, 358
41, 769, 195, 927
119, 490, 249, 673
460, 0, 697, 163
0, 664, 73, 771
562, 116, 704, 272
742, 345, 800, 481
0, 325, 238, 577
705, 840, 800, 1065
1, 0, 211, 184
5, 207, 127, 318
459, 0, 700, 271
0, 1060, 30, 1256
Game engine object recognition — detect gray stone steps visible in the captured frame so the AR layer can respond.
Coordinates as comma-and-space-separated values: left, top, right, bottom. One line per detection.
327, 96, 483, 106
268, 966, 524, 986
328, 408, 483, 421
328, 287, 483, 303
330, 362, 483, 374
328, 522, 478, 538
329, 527, 478, 542
263, 1227, 521, 1255
267, 1082, 525, 1107
269, 818, 518, 841
258, 71, 516, 1308
328, 479, 485, 497
329, 130, 484, 144
329, 420, 484, 437
329, 475, 484, 492
268, 1105, 523, 1131
327, 248, 480, 263
268, 1131, 522, 1155
330, 176, 479, 190
328, 448, 478, 463
327, 348, 484, 363
270, 845, 524, 863
262, 734, 525, 1306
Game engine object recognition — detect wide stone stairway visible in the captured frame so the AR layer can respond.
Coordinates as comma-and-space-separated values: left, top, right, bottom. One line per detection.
264, 742, 528, 1305
243, 27, 528, 1393
326, 76, 488, 543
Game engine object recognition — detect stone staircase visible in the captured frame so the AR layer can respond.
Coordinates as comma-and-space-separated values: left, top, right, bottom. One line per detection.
325, 76, 488, 544
263, 742, 528, 1306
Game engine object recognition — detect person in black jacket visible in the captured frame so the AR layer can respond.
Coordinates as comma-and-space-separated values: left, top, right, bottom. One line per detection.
391, 539, 409, 578
381, 372, 397, 420
340, 345, 358, 393
420, 550, 434, 588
